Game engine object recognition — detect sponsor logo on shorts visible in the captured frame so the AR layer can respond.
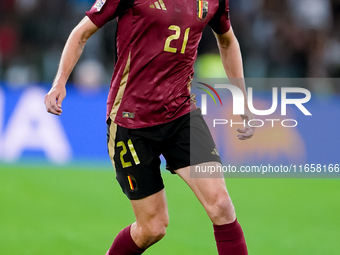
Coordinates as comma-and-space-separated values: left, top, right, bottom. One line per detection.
211, 148, 219, 156
127, 175, 138, 191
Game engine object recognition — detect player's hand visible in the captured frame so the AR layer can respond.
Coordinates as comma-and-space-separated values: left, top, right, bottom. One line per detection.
237, 108, 255, 140
44, 84, 66, 116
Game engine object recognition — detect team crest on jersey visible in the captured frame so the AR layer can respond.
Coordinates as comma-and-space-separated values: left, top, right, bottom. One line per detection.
94, 0, 106, 12
197, 1, 208, 20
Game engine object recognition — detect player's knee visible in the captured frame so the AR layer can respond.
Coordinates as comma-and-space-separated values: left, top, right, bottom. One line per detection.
144, 220, 168, 242
150, 224, 167, 240
142, 212, 168, 240
206, 194, 236, 224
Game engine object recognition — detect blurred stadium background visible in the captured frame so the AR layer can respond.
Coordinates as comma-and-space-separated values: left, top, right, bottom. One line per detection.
1, 0, 340, 254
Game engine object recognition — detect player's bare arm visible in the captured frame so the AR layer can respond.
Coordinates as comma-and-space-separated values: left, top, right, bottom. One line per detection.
214, 27, 255, 140
44, 16, 99, 116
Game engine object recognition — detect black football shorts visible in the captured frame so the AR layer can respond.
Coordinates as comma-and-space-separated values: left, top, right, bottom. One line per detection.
107, 108, 222, 200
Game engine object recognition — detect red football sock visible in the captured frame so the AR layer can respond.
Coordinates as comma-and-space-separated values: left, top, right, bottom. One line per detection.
213, 219, 248, 255
106, 225, 145, 255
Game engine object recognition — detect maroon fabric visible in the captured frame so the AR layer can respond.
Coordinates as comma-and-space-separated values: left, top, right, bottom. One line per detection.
86, 0, 231, 129
106, 225, 145, 255
213, 219, 248, 255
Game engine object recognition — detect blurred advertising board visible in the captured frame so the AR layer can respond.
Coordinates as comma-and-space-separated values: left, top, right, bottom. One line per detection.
0, 79, 339, 175
0, 84, 108, 165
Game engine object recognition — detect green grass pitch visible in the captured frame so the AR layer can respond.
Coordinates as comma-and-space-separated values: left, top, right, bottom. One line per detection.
0, 165, 339, 255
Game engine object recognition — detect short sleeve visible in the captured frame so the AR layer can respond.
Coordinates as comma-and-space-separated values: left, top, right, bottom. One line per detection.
86, 0, 134, 28
208, 0, 231, 34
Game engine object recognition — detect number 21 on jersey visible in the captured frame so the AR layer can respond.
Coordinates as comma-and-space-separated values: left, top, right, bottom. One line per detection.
164, 25, 190, 54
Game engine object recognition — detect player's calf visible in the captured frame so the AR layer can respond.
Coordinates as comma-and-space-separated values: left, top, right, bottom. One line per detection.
106, 225, 145, 255
213, 219, 248, 255
105, 222, 168, 255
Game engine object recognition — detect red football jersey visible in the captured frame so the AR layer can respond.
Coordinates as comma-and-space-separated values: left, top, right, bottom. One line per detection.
86, 0, 230, 128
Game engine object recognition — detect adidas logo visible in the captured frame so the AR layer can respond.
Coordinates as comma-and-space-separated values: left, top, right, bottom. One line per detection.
150, 0, 167, 10
122, 112, 135, 119
211, 148, 219, 156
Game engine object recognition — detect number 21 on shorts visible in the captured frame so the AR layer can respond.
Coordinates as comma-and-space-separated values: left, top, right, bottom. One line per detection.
117, 139, 140, 168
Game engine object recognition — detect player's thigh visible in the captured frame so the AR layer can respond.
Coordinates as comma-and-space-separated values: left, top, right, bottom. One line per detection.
131, 189, 169, 228
176, 163, 236, 224
176, 162, 228, 203
130, 189, 169, 247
